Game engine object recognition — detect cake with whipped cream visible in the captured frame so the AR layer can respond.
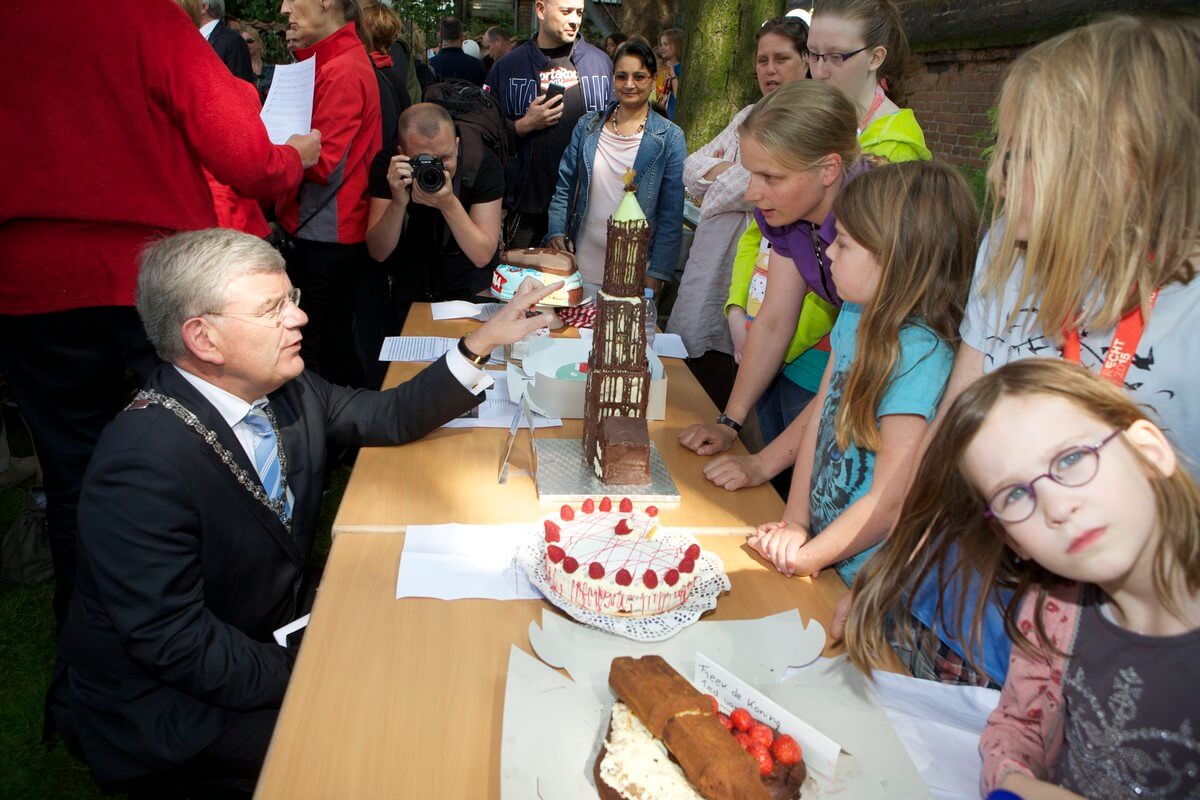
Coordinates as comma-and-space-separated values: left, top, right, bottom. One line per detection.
541, 498, 698, 617
595, 656, 806, 800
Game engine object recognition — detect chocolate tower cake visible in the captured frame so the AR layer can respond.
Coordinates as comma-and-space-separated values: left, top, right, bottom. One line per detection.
582, 170, 653, 485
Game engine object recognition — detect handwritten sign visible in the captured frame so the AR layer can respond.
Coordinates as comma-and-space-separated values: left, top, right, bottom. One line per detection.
694, 652, 842, 778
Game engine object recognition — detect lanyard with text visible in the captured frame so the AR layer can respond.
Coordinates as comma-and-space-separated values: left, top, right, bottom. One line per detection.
1062, 289, 1159, 387
858, 85, 886, 131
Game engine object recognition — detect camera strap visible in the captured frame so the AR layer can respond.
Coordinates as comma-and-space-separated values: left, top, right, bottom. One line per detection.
289, 177, 347, 239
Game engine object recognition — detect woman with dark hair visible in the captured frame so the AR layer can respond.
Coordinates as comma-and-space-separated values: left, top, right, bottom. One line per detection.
545, 40, 686, 296
604, 31, 627, 58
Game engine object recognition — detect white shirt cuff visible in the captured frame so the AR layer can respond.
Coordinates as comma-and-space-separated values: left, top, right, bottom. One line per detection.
445, 345, 495, 395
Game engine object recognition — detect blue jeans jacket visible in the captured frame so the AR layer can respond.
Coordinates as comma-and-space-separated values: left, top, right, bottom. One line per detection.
545, 103, 687, 284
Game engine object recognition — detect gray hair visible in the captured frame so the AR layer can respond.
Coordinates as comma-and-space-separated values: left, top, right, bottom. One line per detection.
137, 229, 285, 363
202, 0, 225, 18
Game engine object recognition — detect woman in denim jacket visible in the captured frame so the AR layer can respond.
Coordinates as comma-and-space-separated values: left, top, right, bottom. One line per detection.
545, 41, 686, 294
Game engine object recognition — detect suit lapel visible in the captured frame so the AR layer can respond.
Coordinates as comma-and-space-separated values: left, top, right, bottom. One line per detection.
154, 368, 304, 566
208, 19, 222, 43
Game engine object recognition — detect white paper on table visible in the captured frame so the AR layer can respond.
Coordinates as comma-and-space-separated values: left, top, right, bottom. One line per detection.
695, 652, 841, 778
430, 300, 504, 321
443, 373, 561, 429
652, 333, 689, 358
259, 58, 315, 144
866, 667, 998, 800
396, 524, 543, 601
377, 335, 503, 363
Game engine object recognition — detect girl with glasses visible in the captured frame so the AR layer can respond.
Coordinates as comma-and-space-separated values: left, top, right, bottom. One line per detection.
747, 160, 977, 585
805, 0, 929, 162
843, 359, 1200, 799
832, 13, 1200, 695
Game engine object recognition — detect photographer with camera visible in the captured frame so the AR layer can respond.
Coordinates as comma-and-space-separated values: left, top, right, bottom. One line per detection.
365, 103, 504, 329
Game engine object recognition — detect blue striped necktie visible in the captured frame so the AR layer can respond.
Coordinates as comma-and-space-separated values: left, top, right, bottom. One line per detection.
242, 402, 291, 523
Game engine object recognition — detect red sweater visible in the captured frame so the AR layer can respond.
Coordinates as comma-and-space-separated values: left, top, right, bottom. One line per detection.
274, 23, 381, 245
0, 0, 304, 315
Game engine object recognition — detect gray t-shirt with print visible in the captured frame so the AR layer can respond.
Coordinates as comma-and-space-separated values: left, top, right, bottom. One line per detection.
960, 230, 1200, 477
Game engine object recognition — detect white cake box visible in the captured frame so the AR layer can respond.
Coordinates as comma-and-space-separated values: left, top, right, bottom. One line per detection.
506, 336, 667, 420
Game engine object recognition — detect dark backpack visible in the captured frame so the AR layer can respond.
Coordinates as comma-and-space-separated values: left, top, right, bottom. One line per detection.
422, 78, 510, 186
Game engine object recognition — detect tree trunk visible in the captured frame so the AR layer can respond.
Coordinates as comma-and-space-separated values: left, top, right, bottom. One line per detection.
676, 0, 782, 150
619, 0, 675, 43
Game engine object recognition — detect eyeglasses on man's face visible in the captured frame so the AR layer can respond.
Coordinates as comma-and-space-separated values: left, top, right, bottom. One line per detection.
800, 46, 868, 67
207, 287, 301, 328
983, 429, 1123, 523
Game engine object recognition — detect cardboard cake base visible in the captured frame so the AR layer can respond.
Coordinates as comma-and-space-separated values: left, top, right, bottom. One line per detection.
533, 439, 680, 503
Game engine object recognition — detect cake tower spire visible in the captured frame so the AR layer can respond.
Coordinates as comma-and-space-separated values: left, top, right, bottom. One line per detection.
582, 170, 653, 485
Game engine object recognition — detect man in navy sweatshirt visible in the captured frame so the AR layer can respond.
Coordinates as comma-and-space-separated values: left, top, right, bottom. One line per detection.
484, 0, 612, 248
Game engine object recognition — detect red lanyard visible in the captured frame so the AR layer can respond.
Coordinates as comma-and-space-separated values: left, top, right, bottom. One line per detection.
859, 85, 886, 130
1062, 289, 1158, 387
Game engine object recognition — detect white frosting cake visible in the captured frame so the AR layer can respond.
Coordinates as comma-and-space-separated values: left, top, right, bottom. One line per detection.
542, 500, 699, 617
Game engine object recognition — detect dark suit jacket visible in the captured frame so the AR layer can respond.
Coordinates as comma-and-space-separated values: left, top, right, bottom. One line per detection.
429, 46, 487, 87
60, 359, 480, 783
208, 19, 254, 85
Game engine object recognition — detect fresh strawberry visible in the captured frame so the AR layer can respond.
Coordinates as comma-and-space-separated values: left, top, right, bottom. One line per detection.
685, 543, 701, 560
748, 722, 774, 749
619, 497, 633, 512
562, 556, 579, 573
642, 569, 658, 588
679, 557, 695, 574
645, 505, 658, 517
733, 731, 752, 750
560, 505, 574, 521
717, 713, 734, 732
543, 520, 561, 542
582, 498, 595, 514
599, 496, 612, 512
614, 518, 632, 535
615, 568, 633, 586
588, 562, 605, 579
748, 745, 774, 777
771, 734, 802, 766
546, 545, 566, 564
730, 708, 753, 733
704, 694, 719, 714
664, 568, 680, 586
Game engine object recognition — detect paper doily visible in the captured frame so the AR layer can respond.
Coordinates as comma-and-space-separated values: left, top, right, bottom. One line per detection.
515, 532, 731, 642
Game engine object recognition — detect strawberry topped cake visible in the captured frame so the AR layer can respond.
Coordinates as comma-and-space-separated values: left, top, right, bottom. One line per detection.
542, 498, 700, 617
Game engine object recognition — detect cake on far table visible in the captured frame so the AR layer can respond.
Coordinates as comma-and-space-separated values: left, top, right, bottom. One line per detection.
540, 498, 699, 617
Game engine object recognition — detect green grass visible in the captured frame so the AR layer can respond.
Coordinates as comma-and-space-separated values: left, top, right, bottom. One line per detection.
0, 406, 346, 799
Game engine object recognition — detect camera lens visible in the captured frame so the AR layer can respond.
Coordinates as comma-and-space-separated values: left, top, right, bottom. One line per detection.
414, 157, 445, 193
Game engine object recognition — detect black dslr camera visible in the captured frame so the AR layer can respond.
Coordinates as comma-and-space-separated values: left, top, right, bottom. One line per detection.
411, 154, 447, 193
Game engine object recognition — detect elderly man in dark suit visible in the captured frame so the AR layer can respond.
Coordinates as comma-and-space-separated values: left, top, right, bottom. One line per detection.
55, 229, 557, 797
200, 0, 254, 83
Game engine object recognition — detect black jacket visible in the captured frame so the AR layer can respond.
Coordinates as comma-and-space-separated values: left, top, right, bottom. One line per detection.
59, 360, 479, 783
208, 19, 254, 84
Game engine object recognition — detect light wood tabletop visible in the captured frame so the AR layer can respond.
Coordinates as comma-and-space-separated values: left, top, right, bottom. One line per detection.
256, 303, 893, 799
256, 533, 856, 799
331, 303, 787, 533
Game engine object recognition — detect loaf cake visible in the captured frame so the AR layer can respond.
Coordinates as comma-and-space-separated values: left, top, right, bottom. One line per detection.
596, 656, 806, 800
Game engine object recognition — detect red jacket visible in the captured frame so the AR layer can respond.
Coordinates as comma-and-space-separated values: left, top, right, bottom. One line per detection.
0, 0, 304, 315
275, 23, 381, 245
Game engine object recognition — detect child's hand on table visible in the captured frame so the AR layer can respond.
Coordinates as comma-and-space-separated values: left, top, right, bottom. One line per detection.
747, 520, 821, 578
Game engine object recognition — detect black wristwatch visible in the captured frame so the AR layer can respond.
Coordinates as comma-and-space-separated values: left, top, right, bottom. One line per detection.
715, 413, 743, 434
457, 336, 491, 367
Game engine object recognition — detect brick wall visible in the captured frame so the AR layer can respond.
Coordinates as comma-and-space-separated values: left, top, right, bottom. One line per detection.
905, 46, 1023, 169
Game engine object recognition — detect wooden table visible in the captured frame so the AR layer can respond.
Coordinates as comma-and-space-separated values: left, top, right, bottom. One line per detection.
256, 304, 884, 799
332, 304, 785, 534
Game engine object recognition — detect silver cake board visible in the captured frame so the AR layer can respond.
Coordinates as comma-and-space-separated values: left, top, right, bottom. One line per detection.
532, 439, 680, 503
